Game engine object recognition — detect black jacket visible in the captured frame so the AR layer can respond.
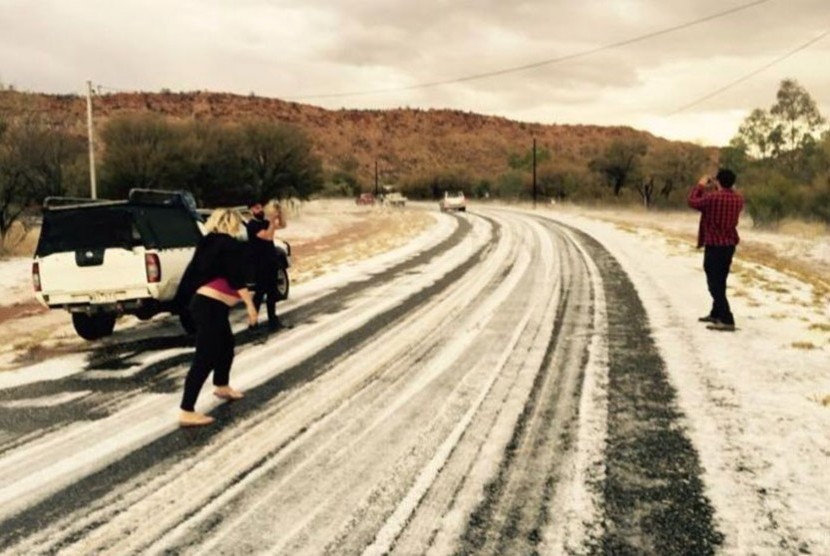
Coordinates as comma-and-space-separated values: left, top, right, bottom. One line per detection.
175, 233, 248, 307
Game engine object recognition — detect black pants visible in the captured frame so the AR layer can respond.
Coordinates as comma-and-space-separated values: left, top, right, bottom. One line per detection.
180, 294, 234, 412
703, 245, 736, 325
253, 264, 279, 326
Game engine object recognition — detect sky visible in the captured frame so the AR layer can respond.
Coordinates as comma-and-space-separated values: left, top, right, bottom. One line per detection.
0, 0, 828, 146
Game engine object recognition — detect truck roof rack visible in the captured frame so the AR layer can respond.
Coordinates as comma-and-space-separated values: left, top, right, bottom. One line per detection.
42, 196, 122, 210
43, 189, 201, 218
128, 189, 201, 220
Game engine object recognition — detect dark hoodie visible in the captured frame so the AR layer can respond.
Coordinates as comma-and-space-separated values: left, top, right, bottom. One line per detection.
175, 233, 248, 307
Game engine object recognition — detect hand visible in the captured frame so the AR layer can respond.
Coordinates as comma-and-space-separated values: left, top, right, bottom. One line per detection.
246, 304, 258, 326
697, 175, 710, 187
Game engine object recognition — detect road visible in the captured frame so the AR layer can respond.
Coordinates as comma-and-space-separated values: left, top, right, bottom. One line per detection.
0, 207, 721, 555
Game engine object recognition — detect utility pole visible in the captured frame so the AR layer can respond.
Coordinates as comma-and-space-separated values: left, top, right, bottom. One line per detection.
532, 137, 537, 209
85, 80, 98, 199
374, 159, 379, 196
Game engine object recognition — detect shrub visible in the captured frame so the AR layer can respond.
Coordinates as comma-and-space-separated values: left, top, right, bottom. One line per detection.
744, 173, 801, 227
806, 176, 830, 224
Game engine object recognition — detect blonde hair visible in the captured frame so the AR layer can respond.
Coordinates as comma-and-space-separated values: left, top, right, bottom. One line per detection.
204, 208, 244, 235
263, 199, 281, 218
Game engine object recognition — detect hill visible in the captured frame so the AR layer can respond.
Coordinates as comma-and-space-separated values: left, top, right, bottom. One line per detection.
1, 90, 691, 186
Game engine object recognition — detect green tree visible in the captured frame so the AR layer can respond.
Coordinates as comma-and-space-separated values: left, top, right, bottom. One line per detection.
174, 120, 246, 206
238, 120, 323, 201
589, 139, 648, 196
99, 113, 185, 197
0, 116, 85, 247
769, 79, 826, 161
735, 108, 775, 160
507, 146, 551, 171
650, 143, 709, 203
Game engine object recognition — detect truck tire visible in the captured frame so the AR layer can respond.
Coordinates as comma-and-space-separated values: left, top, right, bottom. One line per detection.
276, 267, 290, 301
72, 313, 116, 341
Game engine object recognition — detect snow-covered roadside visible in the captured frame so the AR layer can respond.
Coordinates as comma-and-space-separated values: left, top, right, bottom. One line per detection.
544, 207, 829, 554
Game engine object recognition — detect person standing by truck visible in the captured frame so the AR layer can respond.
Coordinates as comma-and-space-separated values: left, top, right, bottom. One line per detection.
246, 200, 287, 331
177, 208, 258, 427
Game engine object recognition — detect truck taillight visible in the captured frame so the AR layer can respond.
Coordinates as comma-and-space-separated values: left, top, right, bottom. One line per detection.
145, 254, 161, 283
32, 262, 42, 292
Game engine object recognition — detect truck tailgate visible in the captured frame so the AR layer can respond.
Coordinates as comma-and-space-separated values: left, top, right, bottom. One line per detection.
38, 248, 150, 304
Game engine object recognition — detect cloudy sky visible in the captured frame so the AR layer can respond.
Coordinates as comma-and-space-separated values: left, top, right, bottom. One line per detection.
1, 0, 828, 146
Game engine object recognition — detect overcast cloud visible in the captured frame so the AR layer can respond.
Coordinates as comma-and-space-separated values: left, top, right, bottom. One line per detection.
1, 0, 828, 145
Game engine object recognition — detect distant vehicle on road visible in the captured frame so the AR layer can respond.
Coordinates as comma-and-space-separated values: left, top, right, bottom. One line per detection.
33, 189, 204, 340
379, 185, 407, 208
355, 193, 376, 206
440, 191, 467, 212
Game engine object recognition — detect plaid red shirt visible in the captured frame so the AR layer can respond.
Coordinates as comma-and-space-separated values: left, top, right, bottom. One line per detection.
688, 185, 744, 248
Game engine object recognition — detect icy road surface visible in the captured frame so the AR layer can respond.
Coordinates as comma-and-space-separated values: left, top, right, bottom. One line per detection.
0, 206, 826, 555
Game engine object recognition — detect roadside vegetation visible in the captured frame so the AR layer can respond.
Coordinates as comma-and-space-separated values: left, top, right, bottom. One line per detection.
1, 95, 325, 253
724, 79, 829, 227
1, 79, 827, 255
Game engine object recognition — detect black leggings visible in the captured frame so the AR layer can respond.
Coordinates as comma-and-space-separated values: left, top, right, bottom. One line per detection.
253, 262, 279, 324
180, 294, 235, 412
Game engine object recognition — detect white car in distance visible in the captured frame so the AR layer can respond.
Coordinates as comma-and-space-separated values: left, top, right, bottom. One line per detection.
439, 191, 467, 212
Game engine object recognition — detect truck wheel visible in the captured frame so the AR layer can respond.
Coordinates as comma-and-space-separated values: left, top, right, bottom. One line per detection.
72, 313, 116, 341
276, 267, 290, 300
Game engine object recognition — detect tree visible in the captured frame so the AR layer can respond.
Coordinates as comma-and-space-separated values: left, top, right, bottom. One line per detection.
653, 143, 709, 200
99, 113, 185, 197
770, 79, 826, 160
589, 139, 648, 196
735, 108, 775, 160
174, 120, 246, 206
634, 176, 656, 208
731, 79, 826, 177
238, 120, 323, 201
507, 146, 551, 171
0, 116, 85, 247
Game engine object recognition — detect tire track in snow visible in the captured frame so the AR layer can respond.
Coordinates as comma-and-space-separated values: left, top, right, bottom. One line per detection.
0, 211, 468, 438
1, 208, 723, 555
452, 216, 596, 555
0, 212, 492, 551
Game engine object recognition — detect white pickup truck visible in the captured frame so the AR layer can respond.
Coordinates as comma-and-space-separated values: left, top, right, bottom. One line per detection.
32, 189, 204, 340
379, 185, 407, 208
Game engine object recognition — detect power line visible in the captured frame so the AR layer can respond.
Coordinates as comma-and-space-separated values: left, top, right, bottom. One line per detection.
669, 29, 829, 115
286, 0, 774, 100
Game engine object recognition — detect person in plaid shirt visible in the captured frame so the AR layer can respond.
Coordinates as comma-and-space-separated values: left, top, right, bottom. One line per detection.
688, 168, 744, 331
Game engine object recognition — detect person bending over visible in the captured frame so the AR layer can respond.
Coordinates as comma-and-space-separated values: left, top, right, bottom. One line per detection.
177, 208, 258, 427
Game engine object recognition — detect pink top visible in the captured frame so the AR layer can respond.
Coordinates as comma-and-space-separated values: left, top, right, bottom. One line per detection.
203, 277, 241, 299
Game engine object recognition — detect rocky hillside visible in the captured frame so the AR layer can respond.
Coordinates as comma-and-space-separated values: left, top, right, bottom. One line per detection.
1, 90, 684, 184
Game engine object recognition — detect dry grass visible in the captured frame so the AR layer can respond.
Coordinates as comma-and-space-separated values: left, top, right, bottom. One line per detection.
808, 323, 830, 333
776, 218, 829, 238
613, 223, 639, 235
0, 223, 39, 258
737, 242, 829, 302
591, 210, 829, 308
790, 341, 818, 350
290, 209, 435, 284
